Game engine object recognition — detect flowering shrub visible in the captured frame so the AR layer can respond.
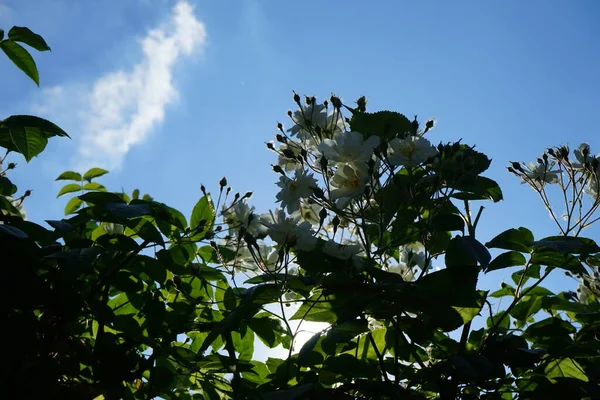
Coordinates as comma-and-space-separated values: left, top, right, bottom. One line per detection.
2, 26, 600, 400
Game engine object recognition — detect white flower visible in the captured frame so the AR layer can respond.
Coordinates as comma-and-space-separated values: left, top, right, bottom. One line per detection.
398, 244, 429, 271
318, 131, 380, 165
367, 317, 384, 331
291, 200, 322, 226
573, 143, 593, 170
577, 283, 592, 305
323, 239, 363, 260
260, 209, 317, 251
288, 103, 327, 138
277, 142, 302, 172
275, 168, 318, 214
388, 136, 437, 167
520, 161, 560, 188
222, 200, 265, 237
330, 163, 370, 208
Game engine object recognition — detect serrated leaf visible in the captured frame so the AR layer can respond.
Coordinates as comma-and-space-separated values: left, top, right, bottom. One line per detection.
83, 167, 109, 181
350, 110, 413, 140
56, 171, 82, 181
0, 40, 39, 85
8, 26, 51, 51
56, 183, 82, 198
64, 197, 83, 215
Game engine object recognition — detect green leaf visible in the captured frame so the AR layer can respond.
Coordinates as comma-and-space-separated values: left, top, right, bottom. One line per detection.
0, 224, 28, 239
486, 251, 527, 272
297, 331, 322, 367
325, 319, 369, 343
446, 236, 491, 268
127, 219, 164, 246
486, 227, 534, 253
64, 197, 83, 215
0, 176, 17, 196
190, 195, 215, 241
83, 167, 109, 181
56, 183, 82, 198
0, 40, 39, 85
544, 358, 588, 382
55, 171, 82, 181
79, 191, 126, 205
350, 110, 413, 140
430, 213, 465, 232
7, 26, 51, 51
83, 182, 106, 191
105, 203, 153, 219
490, 284, 516, 298
0, 30, 3, 41
529, 249, 585, 274
248, 315, 285, 348
531, 236, 600, 255
261, 383, 314, 400
451, 176, 503, 203
509, 296, 543, 321
0, 115, 69, 161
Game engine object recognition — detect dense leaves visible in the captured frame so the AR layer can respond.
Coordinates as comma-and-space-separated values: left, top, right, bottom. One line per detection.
2, 34, 600, 399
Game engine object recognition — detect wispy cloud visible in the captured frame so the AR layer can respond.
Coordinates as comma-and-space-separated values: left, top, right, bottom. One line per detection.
35, 1, 206, 170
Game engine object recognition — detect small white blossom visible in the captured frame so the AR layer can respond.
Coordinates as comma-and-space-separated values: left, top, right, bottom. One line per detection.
318, 131, 380, 165
323, 239, 363, 260
291, 200, 322, 226
388, 136, 437, 167
222, 200, 265, 237
288, 103, 327, 138
388, 264, 417, 281
275, 168, 318, 214
520, 161, 560, 189
330, 163, 370, 209
260, 209, 317, 251
398, 244, 429, 271
277, 142, 302, 172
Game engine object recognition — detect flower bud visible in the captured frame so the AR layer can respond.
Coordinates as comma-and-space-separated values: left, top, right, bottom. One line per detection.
215, 225, 222, 232
313, 187, 325, 199
277, 122, 284, 132
219, 177, 228, 188
24, 190, 32, 197
234, 192, 240, 201
542, 153, 548, 163
266, 142, 274, 150
356, 96, 367, 112
276, 134, 286, 143
411, 115, 419, 134
323, 100, 329, 108
547, 148, 556, 157
210, 240, 217, 248
201, 184, 206, 195
287, 110, 293, 117
300, 148, 308, 161
272, 165, 285, 175
330, 95, 342, 109
293, 92, 301, 105
7, 162, 16, 170
510, 162, 523, 172
243, 191, 252, 199
319, 207, 327, 224
282, 148, 295, 158
320, 155, 328, 170
537, 158, 544, 165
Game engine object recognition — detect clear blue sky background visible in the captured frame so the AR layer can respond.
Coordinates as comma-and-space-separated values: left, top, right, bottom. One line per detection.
1, 0, 599, 298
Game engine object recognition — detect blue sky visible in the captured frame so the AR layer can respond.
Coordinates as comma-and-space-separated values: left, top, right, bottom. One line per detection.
1, 0, 600, 298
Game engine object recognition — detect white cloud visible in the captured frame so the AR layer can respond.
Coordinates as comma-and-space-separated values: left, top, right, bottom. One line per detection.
37, 1, 206, 170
